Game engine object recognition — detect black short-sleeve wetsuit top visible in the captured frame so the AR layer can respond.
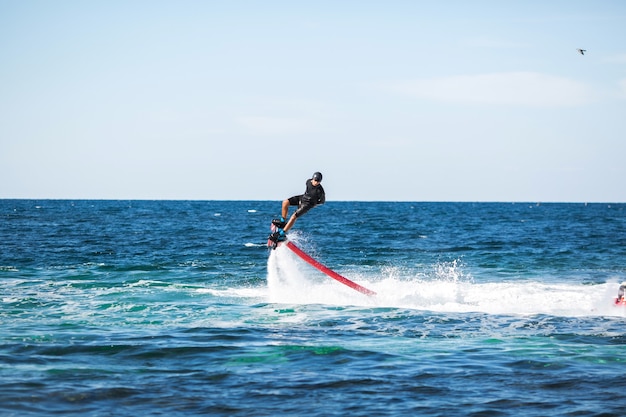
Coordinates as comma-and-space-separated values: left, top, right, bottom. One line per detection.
289, 179, 325, 218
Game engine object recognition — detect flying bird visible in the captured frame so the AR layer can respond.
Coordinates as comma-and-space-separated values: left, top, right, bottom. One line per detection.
577, 48, 586, 55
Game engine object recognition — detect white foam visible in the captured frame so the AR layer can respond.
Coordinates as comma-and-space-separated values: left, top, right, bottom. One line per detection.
370, 279, 624, 317
266, 246, 626, 317
197, 287, 267, 298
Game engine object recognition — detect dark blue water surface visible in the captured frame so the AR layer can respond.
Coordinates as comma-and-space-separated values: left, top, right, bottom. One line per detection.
1, 200, 625, 416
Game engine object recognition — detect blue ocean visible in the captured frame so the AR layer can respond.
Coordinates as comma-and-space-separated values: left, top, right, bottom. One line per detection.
1, 200, 625, 416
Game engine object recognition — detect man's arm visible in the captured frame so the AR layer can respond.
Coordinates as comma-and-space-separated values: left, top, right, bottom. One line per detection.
318, 187, 326, 205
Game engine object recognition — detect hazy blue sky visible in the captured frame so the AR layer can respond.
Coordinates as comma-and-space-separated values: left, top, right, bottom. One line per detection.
2, 0, 625, 201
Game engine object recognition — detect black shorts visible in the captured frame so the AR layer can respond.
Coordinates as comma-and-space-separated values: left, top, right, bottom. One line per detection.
287, 195, 314, 218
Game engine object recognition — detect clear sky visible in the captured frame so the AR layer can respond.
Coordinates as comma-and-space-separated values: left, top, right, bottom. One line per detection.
2, 0, 625, 202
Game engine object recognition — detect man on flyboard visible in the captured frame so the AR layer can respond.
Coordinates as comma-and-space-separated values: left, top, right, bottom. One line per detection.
269, 172, 325, 247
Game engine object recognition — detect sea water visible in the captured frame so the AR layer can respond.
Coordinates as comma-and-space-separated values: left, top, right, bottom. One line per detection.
1, 200, 625, 416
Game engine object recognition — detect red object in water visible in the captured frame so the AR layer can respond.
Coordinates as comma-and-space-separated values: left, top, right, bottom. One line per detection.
285, 241, 376, 297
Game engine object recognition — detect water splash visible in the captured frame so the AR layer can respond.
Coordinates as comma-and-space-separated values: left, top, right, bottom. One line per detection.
266, 244, 625, 318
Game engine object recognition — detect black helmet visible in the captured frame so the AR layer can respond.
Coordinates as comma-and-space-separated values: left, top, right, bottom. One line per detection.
312, 172, 323, 182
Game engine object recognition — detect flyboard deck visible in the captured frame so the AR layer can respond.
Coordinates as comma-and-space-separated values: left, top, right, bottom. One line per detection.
267, 220, 284, 249
267, 221, 376, 296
